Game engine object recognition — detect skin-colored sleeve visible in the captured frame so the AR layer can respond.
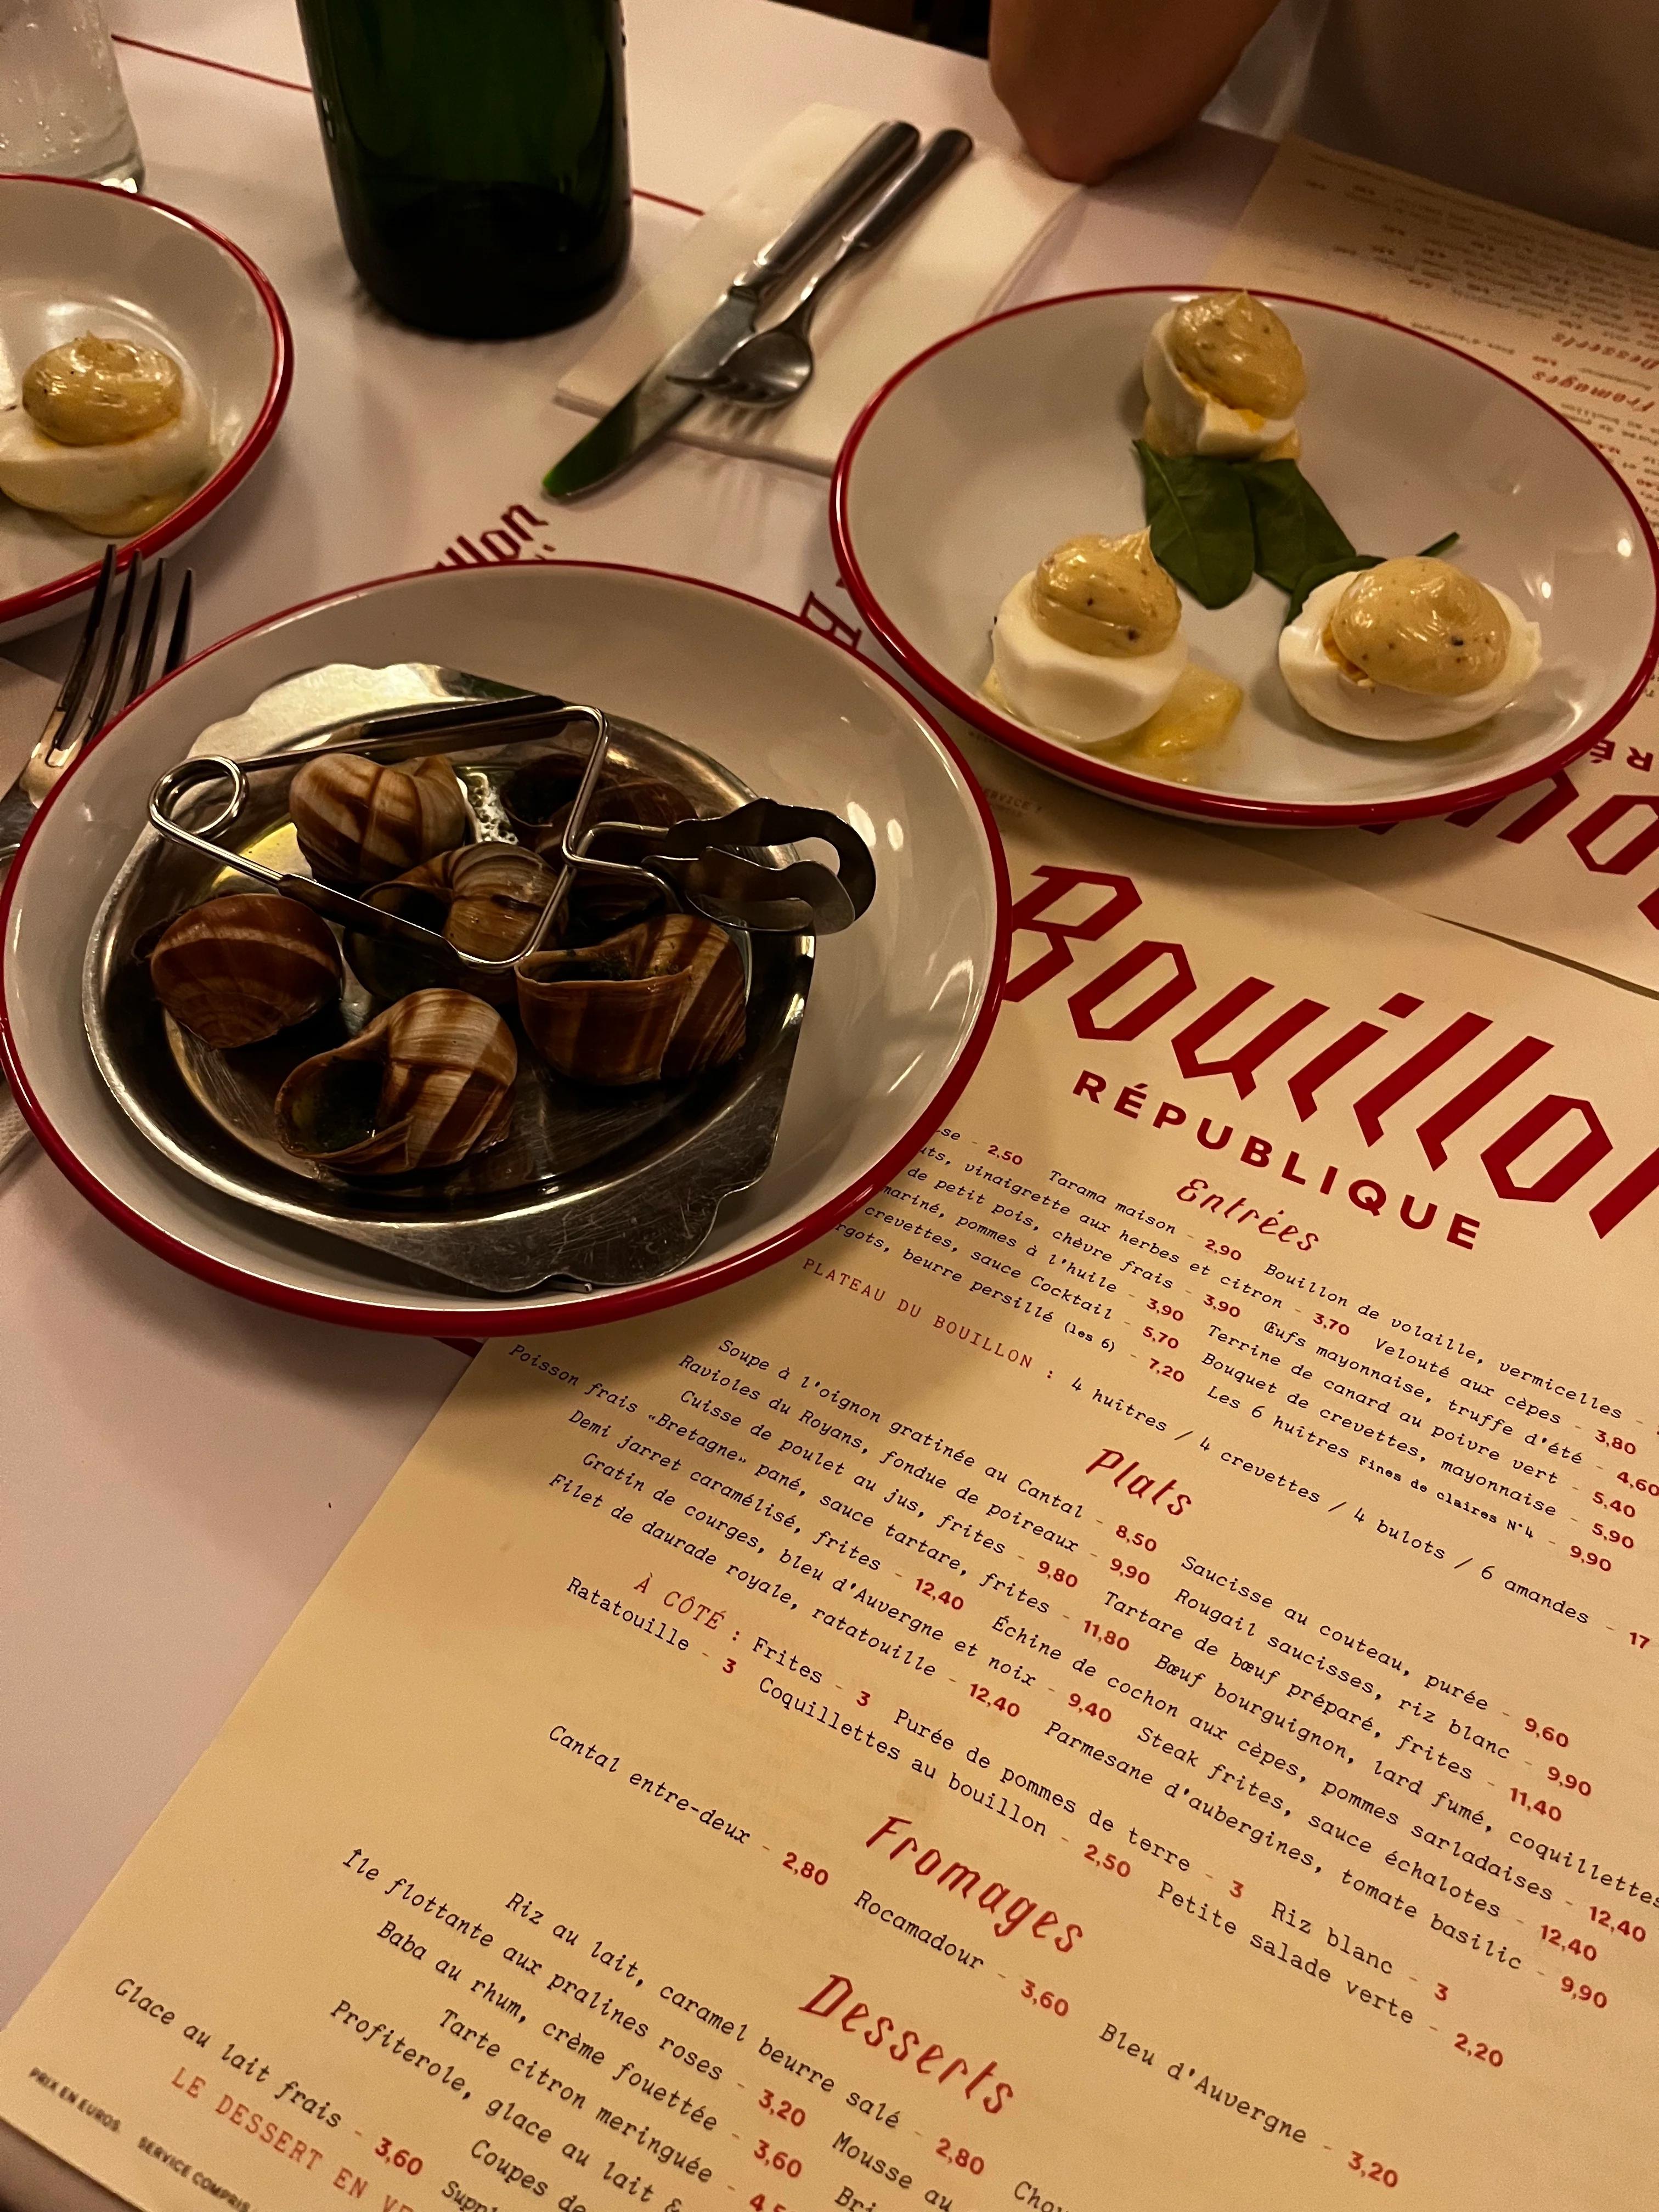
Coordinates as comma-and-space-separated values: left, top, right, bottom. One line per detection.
989, 0, 1283, 182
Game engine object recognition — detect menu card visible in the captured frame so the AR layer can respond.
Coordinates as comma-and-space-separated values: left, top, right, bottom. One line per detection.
1208, 136, 1659, 1000
4, 759, 1656, 2211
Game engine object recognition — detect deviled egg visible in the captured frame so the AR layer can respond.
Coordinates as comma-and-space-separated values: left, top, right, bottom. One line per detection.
0, 334, 211, 537
1279, 557, 1542, 742
990, 531, 1189, 745
1143, 291, 1305, 461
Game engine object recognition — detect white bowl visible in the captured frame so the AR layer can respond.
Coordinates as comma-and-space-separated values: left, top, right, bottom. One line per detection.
0, 561, 1007, 1334
0, 175, 291, 641
833, 287, 1659, 827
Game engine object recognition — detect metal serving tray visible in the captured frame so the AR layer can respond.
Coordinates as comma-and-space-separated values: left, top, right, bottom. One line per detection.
82, 663, 817, 1297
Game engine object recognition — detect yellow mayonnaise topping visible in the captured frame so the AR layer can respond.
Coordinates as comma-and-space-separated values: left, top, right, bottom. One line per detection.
1167, 292, 1307, 417
1029, 531, 1181, 658
22, 334, 184, 447
1328, 558, 1510, 697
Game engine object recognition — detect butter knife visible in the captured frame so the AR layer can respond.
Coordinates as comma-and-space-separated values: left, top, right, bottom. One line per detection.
544, 119, 920, 501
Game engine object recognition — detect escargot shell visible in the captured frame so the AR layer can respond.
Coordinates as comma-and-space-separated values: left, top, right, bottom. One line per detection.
290, 751, 469, 887
502, 758, 693, 856
500, 759, 697, 941
498, 752, 583, 848
563, 822, 672, 944
516, 913, 745, 1087
347, 840, 561, 1004
274, 989, 517, 1176
149, 892, 341, 1049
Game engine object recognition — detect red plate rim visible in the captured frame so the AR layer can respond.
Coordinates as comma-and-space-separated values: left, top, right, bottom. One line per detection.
831, 284, 1659, 830
0, 173, 294, 632
0, 558, 1012, 1336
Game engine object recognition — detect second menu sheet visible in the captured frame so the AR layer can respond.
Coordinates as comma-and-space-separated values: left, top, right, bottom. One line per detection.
3, 752, 1656, 2211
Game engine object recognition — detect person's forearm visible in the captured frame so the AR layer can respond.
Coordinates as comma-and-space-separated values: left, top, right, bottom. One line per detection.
990, 0, 1278, 182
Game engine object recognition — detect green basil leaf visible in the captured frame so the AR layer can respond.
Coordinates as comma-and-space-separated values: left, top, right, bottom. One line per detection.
1133, 441, 1256, 610
1238, 459, 1356, 593
1417, 532, 1459, 561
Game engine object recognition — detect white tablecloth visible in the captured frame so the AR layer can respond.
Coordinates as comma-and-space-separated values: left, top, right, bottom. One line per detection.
0, 0, 1269, 2023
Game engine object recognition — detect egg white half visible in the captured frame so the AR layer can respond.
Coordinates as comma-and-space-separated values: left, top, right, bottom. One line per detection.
990, 571, 1188, 744
1279, 571, 1544, 742
1142, 309, 1296, 460
0, 359, 211, 528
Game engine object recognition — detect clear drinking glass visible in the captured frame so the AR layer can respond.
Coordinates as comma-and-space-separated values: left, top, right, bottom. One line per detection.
0, 0, 144, 190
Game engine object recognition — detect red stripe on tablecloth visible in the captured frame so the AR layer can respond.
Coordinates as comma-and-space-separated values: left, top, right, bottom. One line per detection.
112, 32, 310, 93
111, 34, 706, 215
635, 189, 705, 217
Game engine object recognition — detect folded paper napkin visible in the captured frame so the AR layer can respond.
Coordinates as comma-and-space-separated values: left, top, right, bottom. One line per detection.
0, 655, 59, 1177
557, 104, 1078, 476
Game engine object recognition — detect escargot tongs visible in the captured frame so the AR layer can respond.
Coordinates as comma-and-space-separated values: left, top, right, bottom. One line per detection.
588, 801, 876, 935
146, 693, 876, 975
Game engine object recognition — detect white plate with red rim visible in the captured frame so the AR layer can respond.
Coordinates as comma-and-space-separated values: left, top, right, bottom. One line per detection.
831, 286, 1659, 828
0, 174, 292, 642
0, 560, 1008, 1335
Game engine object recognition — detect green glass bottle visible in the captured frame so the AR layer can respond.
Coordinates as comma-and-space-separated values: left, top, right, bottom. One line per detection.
295, 0, 631, 340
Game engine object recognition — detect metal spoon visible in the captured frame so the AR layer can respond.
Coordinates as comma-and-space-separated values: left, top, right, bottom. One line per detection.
674, 129, 974, 410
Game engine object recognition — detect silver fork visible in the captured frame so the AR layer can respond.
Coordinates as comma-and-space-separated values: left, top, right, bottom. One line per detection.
673, 128, 973, 410
0, 546, 194, 866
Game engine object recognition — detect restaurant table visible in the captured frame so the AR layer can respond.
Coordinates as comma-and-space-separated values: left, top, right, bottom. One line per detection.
0, 0, 1275, 2025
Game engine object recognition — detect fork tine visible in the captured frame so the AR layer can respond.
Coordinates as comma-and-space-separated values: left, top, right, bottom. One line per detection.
125, 558, 167, 702
72, 550, 144, 752
162, 569, 194, 676
37, 543, 117, 755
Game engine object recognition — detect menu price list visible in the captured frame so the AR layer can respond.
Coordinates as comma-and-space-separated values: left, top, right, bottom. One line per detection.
2, 768, 1656, 2212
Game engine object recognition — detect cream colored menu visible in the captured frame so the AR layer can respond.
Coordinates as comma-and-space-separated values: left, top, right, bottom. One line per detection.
1209, 136, 1659, 998
5, 759, 1658, 2211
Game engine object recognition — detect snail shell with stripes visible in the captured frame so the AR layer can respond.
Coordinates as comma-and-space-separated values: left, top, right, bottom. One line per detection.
289, 750, 469, 888
149, 892, 342, 1049
498, 761, 699, 942
501, 757, 692, 856
347, 840, 562, 1005
501, 759, 692, 939
274, 989, 517, 1176
516, 912, 746, 1087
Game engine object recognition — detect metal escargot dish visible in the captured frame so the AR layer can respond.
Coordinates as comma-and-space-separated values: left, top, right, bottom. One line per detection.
83, 663, 876, 1295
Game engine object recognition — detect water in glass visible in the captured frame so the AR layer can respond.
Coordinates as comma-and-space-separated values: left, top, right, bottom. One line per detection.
0, 0, 144, 189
